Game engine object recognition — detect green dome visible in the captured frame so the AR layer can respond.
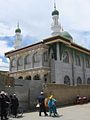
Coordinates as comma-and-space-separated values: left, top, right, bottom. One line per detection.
15, 28, 21, 33
52, 10, 59, 16
61, 31, 73, 40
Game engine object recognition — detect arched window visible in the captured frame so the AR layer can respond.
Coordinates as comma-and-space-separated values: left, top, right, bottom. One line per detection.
87, 78, 90, 84
11, 59, 16, 67
64, 75, 70, 85
18, 76, 23, 79
62, 51, 69, 63
77, 77, 82, 85
25, 75, 31, 80
18, 57, 23, 66
33, 52, 40, 63
43, 51, 48, 62
86, 59, 90, 68
50, 48, 55, 59
76, 55, 81, 66
25, 55, 31, 64
44, 74, 48, 83
33, 74, 40, 80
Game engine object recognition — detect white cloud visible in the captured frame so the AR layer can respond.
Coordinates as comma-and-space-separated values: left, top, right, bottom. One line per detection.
60, 0, 90, 30
0, 40, 12, 71
0, 58, 9, 71
0, 23, 14, 36
0, 41, 13, 56
0, 0, 90, 40
0, 0, 52, 38
0, 0, 90, 71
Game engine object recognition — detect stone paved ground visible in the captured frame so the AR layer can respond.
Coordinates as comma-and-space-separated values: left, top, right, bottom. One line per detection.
9, 103, 90, 120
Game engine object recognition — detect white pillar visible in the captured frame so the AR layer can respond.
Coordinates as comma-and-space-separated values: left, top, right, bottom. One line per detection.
57, 43, 60, 61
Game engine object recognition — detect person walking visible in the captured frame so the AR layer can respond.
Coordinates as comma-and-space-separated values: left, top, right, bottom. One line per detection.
48, 95, 58, 117
9, 94, 13, 114
12, 94, 19, 117
0, 91, 9, 120
4, 93, 10, 118
37, 91, 48, 116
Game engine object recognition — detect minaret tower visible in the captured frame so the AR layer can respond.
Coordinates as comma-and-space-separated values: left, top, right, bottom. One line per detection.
14, 23, 22, 49
51, 0, 62, 36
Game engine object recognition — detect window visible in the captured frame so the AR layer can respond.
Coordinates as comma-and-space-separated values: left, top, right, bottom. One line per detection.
11, 59, 16, 67
18, 57, 23, 66
33, 74, 40, 80
77, 77, 82, 85
50, 49, 55, 60
25, 75, 31, 80
63, 51, 69, 63
44, 74, 48, 83
87, 78, 90, 84
43, 51, 48, 62
51, 53, 55, 59
25, 55, 31, 64
86, 59, 90, 68
18, 76, 23, 79
76, 55, 81, 66
64, 75, 70, 85
33, 52, 40, 63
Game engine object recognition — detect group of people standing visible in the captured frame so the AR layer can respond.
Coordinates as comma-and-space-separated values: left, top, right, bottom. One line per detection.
0, 91, 19, 120
37, 91, 59, 117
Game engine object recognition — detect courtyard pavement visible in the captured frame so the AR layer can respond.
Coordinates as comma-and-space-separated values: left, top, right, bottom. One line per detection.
9, 103, 90, 120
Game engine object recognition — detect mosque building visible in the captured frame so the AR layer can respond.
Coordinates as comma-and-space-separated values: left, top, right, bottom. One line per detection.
5, 3, 90, 87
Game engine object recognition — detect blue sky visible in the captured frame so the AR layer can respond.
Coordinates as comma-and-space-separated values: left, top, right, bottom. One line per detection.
0, 0, 90, 71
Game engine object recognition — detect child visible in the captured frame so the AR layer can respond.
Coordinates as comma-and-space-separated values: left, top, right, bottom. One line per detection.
48, 95, 58, 117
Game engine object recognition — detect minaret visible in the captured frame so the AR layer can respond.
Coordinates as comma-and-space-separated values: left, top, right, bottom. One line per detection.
51, 0, 62, 36
14, 23, 22, 49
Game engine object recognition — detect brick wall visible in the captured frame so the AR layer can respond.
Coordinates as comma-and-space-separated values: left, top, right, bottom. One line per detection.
43, 84, 90, 106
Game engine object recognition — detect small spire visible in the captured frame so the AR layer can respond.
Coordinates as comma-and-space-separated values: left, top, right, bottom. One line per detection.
61, 25, 64, 32
15, 22, 21, 33
51, 0, 61, 36
52, 0, 59, 16
17, 22, 19, 28
54, 0, 56, 10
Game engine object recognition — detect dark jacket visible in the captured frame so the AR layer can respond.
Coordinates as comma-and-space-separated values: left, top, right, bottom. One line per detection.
38, 95, 45, 106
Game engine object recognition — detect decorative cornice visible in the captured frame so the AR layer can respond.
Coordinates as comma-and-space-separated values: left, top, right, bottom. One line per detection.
5, 42, 44, 57
43, 35, 90, 55
9, 67, 50, 75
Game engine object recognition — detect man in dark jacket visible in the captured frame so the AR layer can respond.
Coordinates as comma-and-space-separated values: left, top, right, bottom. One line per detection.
0, 91, 9, 120
12, 94, 19, 117
38, 92, 48, 116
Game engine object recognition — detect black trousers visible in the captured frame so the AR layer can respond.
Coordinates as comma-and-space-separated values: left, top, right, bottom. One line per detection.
1, 108, 8, 120
39, 105, 47, 116
12, 107, 18, 117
